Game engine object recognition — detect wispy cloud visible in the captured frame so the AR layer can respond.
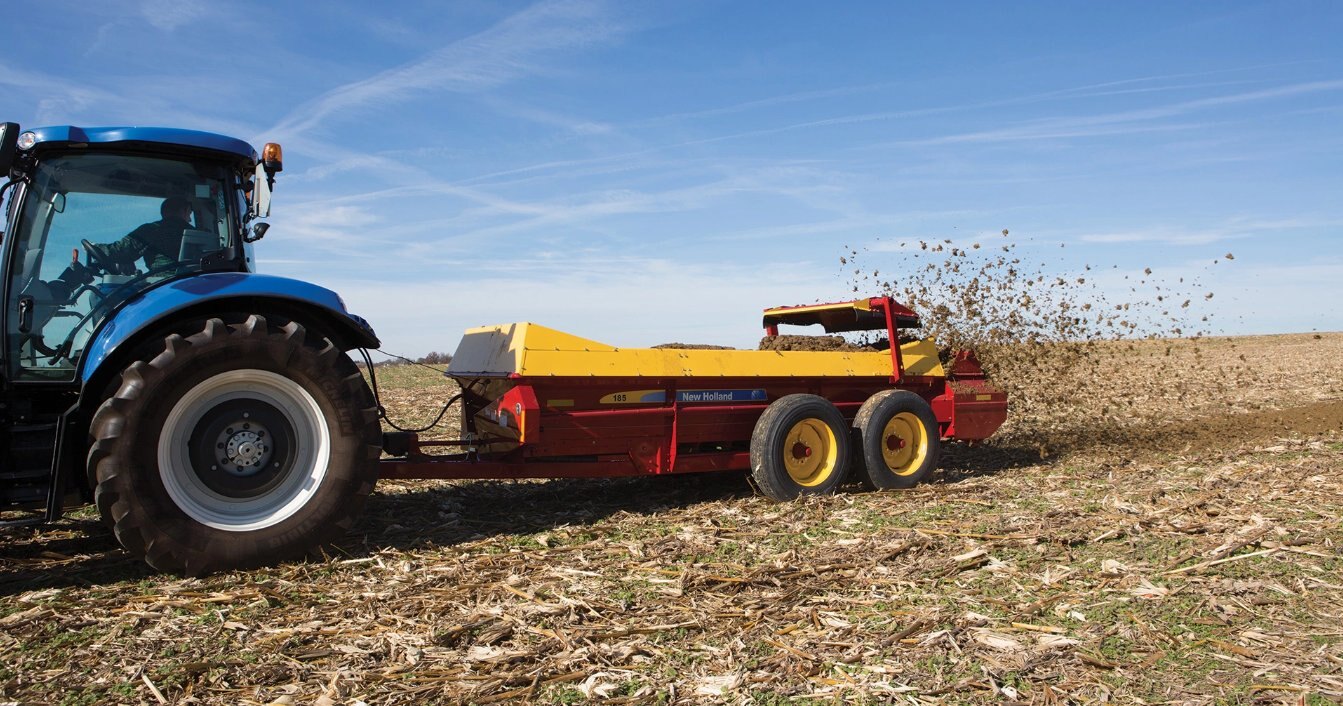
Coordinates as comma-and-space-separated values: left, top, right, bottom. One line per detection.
611, 66, 1298, 150
275, 204, 379, 246
1025, 61, 1314, 99
636, 82, 897, 125
898, 80, 1343, 147
276, 64, 1325, 205
899, 121, 1209, 147
267, 0, 632, 140
332, 257, 842, 353
429, 67, 1326, 189
1078, 228, 1243, 246
1076, 216, 1341, 246
392, 168, 850, 247
0, 58, 256, 134
476, 96, 614, 135
0, 62, 125, 124
139, 0, 207, 31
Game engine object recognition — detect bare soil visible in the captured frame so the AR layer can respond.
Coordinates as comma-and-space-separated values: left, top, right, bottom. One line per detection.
2, 333, 1342, 705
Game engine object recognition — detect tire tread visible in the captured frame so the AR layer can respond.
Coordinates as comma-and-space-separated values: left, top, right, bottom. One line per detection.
87, 313, 380, 575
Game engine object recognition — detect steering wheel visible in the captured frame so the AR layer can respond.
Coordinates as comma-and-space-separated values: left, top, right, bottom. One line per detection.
46, 259, 187, 366
81, 239, 116, 274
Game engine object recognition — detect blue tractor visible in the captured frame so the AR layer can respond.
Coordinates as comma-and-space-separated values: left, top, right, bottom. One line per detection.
0, 123, 383, 575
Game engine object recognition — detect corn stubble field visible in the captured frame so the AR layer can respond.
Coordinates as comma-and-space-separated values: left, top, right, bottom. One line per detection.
0, 333, 1338, 705
3, 234, 1343, 705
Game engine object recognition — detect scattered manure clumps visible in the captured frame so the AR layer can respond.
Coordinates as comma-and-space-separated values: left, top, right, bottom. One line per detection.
843, 230, 1255, 456
757, 335, 874, 352
652, 343, 736, 350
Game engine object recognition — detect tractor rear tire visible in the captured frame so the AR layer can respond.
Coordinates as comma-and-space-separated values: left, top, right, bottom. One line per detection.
88, 315, 381, 575
852, 390, 940, 490
749, 394, 850, 501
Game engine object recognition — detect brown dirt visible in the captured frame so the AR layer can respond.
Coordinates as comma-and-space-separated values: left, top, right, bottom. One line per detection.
652, 343, 736, 350
757, 335, 872, 352
647, 337, 878, 353
2, 333, 1342, 704
1105, 398, 1343, 455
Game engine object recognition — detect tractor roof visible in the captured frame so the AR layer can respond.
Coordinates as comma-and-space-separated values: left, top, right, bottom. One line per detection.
20, 125, 257, 162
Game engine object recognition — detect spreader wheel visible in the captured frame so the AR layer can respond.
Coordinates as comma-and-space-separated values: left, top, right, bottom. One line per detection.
750, 394, 850, 501
852, 390, 941, 490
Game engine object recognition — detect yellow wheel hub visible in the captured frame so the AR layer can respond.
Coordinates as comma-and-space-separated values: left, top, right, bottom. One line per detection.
881, 412, 928, 476
783, 418, 838, 487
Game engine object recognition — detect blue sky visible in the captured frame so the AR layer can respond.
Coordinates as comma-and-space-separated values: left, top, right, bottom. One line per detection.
5, 1, 1342, 354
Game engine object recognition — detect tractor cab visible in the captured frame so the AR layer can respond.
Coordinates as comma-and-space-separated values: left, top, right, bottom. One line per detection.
0, 125, 279, 384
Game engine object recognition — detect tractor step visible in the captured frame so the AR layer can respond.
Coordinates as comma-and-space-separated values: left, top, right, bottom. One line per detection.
0, 512, 45, 528
0, 468, 50, 481
1, 422, 57, 509
10, 423, 58, 450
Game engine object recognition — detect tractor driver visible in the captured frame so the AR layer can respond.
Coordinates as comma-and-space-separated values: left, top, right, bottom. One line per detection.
86, 196, 193, 275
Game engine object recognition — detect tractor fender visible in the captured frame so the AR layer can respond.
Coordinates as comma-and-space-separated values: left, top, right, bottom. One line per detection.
79, 272, 379, 386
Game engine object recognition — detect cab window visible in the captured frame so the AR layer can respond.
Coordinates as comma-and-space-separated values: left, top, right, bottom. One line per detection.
5, 152, 234, 382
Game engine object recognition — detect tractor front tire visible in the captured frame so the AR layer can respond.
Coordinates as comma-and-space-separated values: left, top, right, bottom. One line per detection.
852, 390, 940, 490
749, 394, 851, 501
88, 315, 381, 575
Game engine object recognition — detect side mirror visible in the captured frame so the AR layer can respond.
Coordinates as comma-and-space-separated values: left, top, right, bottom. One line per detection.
249, 161, 271, 218
0, 123, 19, 175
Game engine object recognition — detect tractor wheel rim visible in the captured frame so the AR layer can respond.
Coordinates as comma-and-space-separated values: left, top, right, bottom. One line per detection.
783, 418, 837, 486
159, 369, 330, 531
881, 412, 928, 475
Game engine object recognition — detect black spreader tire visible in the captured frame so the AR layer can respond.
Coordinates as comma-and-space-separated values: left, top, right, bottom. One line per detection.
852, 390, 941, 490
750, 394, 851, 501
88, 314, 381, 575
